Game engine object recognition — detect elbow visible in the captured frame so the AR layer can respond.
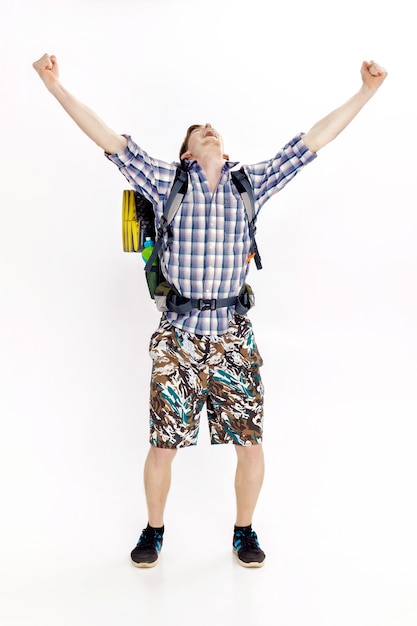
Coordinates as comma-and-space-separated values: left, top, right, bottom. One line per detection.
302, 131, 320, 153
103, 134, 128, 156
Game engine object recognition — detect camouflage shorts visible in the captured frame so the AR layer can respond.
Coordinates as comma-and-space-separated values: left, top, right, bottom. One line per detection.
148, 315, 264, 448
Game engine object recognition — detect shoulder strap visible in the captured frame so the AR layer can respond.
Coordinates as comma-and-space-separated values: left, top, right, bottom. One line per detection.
144, 166, 188, 273
163, 166, 188, 224
231, 168, 255, 223
231, 168, 262, 270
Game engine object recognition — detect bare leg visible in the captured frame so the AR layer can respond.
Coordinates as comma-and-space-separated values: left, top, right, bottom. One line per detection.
234, 444, 265, 526
143, 446, 177, 527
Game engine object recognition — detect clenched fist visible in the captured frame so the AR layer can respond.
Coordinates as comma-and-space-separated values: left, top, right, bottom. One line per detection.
33, 53, 59, 90
361, 60, 388, 91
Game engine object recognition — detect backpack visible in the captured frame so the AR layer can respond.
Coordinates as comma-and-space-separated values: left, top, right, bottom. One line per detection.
121, 166, 261, 313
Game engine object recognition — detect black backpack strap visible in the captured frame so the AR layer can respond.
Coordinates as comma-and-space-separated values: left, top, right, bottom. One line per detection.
163, 167, 188, 225
144, 166, 188, 273
231, 168, 262, 270
165, 288, 253, 315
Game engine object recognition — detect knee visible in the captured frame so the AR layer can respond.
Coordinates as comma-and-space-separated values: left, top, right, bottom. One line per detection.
235, 443, 264, 465
147, 445, 177, 468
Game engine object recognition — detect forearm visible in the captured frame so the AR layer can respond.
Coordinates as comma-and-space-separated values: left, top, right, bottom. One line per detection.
302, 85, 375, 153
47, 82, 127, 154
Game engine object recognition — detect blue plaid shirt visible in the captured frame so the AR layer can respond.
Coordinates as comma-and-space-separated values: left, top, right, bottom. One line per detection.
106, 134, 317, 335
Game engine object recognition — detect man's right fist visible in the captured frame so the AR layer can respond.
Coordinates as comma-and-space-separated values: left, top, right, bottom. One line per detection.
33, 53, 59, 88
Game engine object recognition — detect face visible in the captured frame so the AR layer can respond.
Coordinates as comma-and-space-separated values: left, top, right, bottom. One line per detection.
180, 123, 227, 160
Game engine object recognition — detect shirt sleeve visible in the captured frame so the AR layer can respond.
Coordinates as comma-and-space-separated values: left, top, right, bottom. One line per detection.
245, 133, 317, 212
105, 135, 177, 205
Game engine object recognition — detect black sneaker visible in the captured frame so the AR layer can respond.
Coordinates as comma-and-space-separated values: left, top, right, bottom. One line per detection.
131, 525, 164, 568
233, 526, 265, 568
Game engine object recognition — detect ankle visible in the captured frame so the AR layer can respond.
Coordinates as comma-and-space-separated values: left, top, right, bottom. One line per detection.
234, 524, 252, 533
147, 522, 164, 533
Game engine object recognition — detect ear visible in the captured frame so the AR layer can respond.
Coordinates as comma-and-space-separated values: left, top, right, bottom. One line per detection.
223, 153, 230, 160
181, 150, 193, 160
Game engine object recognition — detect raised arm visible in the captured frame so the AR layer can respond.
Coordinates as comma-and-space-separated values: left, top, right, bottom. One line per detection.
302, 60, 388, 153
32, 53, 128, 155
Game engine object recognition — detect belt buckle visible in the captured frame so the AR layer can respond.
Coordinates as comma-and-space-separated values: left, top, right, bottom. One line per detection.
198, 298, 216, 311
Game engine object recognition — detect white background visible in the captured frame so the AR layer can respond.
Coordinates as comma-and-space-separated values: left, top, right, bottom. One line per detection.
1, 0, 416, 625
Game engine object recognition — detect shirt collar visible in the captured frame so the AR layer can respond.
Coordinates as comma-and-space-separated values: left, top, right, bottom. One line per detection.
180, 159, 240, 171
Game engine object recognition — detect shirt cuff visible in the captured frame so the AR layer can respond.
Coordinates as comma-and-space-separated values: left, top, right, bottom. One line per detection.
296, 133, 318, 160
104, 134, 138, 167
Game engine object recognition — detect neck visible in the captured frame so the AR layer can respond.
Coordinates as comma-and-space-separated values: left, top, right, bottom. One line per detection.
196, 155, 225, 193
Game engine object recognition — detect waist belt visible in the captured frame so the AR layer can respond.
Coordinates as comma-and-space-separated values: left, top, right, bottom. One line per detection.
166, 292, 252, 315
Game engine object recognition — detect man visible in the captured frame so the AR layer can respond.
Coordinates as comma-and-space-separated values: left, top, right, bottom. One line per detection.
33, 53, 387, 569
